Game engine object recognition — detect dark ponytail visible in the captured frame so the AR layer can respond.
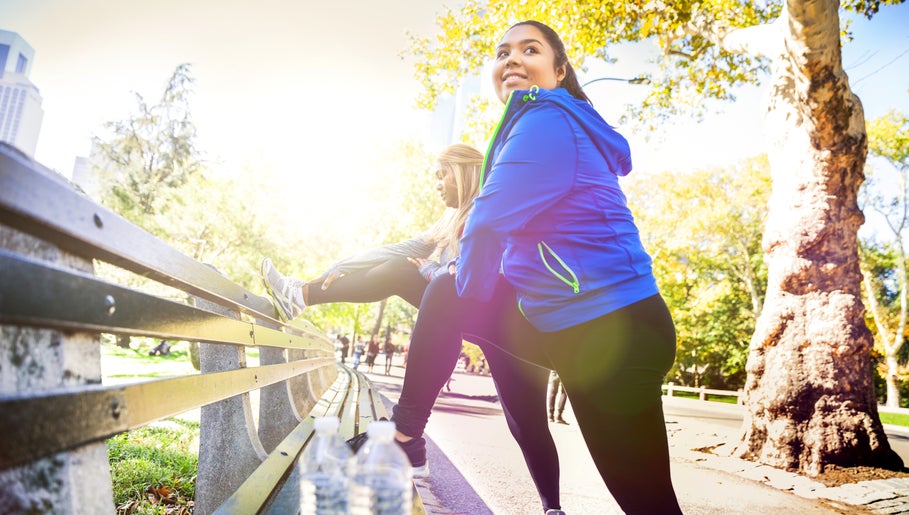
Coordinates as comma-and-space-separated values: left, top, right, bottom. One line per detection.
509, 20, 591, 104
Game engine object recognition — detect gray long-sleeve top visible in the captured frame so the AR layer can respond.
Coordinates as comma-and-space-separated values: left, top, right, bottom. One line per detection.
330, 235, 452, 281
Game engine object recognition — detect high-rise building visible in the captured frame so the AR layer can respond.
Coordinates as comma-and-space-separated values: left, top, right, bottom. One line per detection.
0, 30, 43, 157
429, 73, 484, 151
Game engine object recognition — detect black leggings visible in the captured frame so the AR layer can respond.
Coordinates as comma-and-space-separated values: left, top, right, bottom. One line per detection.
394, 274, 681, 514
394, 275, 559, 510
305, 257, 427, 308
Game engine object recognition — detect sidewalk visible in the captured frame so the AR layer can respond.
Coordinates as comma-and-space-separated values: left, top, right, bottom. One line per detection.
362, 361, 909, 514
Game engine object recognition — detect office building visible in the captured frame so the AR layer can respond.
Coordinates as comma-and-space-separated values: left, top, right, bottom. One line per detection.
0, 30, 43, 157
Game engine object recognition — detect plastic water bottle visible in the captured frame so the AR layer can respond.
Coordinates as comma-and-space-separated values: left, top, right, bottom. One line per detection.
299, 417, 353, 514
348, 420, 413, 515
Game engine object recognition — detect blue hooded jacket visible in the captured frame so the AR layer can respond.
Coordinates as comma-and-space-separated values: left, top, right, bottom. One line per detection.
455, 87, 659, 332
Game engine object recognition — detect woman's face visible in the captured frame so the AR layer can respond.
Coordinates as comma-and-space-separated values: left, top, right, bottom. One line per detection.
492, 24, 566, 104
436, 164, 459, 208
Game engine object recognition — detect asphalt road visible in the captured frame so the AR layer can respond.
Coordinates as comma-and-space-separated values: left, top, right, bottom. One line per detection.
364, 362, 871, 514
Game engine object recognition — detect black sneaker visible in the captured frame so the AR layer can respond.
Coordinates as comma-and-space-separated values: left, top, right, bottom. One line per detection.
397, 436, 429, 478
346, 420, 429, 478
346, 430, 369, 453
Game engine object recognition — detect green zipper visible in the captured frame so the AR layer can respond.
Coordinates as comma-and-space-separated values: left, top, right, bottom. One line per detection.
480, 86, 540, 187
538, 241, 580, 293
480, 91, 513, 187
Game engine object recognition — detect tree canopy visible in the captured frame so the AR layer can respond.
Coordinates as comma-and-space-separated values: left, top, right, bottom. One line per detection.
406, 0, 901, 126
93, 63, 202, 217
625, 156, 770, 389
861, 109, 909, 406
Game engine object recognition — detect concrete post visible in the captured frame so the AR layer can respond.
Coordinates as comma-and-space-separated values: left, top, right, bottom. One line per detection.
257, 345, 301, 453
0, 226, 115, 514
194, 296, 267, 515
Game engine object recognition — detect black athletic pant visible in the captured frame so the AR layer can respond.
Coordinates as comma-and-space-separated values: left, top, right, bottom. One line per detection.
305, 257, 427, 308
394, 273, 682, 514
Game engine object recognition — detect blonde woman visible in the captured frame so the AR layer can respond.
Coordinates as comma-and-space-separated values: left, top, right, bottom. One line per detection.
260, 143, 482, 320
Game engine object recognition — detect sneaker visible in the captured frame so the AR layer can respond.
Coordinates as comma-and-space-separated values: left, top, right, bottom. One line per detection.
555, 415, 569, 425
346, 430, 369, 453
260, 258, 305, 322
347, 421, 429, 478
545, 510, 567, 515
397, 436, 429, 478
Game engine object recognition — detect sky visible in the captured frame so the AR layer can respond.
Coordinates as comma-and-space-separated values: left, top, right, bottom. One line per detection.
1, 0, 908, 231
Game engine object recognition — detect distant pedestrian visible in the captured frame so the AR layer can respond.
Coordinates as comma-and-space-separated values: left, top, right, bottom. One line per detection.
547, 371, 568, 424
366, 336, 380, 373
338, 334, 350, 364
383, 335, 395, 375
352, 336, 365, 370
149, 339, 171, 356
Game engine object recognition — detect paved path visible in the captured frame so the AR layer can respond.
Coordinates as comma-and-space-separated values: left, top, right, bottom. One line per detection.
363, 362, 909, 514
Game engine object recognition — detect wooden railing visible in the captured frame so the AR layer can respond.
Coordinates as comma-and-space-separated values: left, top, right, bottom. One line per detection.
663, 382, 744, 404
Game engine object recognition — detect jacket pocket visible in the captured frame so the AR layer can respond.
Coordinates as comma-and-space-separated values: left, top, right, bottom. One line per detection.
537, 241, 580, 294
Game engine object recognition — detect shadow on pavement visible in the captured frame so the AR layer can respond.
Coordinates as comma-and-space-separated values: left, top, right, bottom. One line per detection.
368, 375, 495, 514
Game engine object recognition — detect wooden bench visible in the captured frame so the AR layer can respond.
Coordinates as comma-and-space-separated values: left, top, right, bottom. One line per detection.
0, 142, 425, 514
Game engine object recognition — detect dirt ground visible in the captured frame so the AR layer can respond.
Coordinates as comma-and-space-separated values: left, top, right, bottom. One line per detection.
814, 465, 909, 487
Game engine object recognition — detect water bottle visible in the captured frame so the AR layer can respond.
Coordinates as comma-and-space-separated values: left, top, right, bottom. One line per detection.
299, 416, 353, 514
348, 420, 413, 515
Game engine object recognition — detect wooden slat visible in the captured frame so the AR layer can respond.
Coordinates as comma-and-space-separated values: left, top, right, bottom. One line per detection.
0, 249, 331, 352
0, 357, 334, 470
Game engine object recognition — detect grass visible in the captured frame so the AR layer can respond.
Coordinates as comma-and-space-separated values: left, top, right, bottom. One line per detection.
880, 411, 909, 427
101, 342, 197, 383
103, 341, 200, 514
663, 390, 740, 404
101, 340, 263, 512
108, 419, 198, 514
666, 390, 909, 427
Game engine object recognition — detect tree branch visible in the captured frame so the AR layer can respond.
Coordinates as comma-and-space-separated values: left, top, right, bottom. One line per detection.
684, 9, 784, 59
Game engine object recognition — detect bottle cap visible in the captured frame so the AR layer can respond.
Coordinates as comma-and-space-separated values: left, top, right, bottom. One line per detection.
366, 420, 396, 439
313, 416, 340, 434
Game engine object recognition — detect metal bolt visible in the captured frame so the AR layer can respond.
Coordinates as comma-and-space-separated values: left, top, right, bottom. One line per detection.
104, 295, 116, 315
111, 399, 121, 419
93, 213, 103, 228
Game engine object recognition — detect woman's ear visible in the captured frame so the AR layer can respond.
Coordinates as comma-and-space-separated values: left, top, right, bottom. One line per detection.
556, 64, 567, 85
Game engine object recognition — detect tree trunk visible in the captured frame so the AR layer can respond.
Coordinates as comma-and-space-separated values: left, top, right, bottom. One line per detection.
886, 354, 900, 408
733, 0, 902, 475
371, 299, 387, 337
888, 247, 909, 407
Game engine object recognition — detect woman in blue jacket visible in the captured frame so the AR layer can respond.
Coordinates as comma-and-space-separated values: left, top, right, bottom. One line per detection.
392, 21, 681, 514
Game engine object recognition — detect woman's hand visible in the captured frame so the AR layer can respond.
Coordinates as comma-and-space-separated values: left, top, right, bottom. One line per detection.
320, 268, 341, 290
407, 257, 432, 269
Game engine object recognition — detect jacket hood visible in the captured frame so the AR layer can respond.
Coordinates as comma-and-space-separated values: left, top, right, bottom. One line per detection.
480, 87, 633, 187
532, 87, 632, 177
